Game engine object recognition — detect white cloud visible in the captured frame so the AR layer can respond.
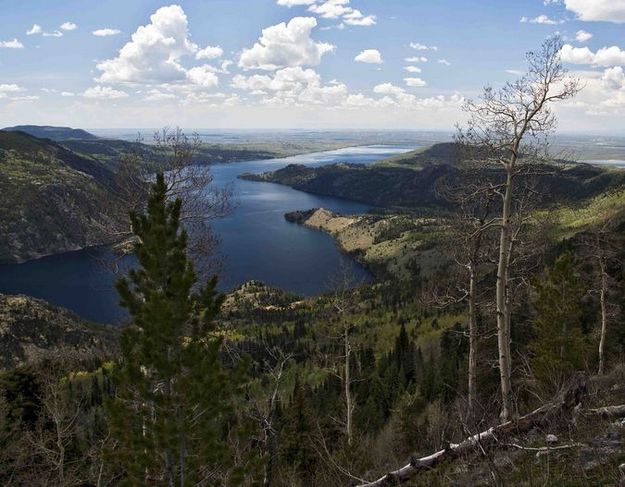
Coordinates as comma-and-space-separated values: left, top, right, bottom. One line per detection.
232, 66, 349, 107
26, 24, 42, 35
602, 66, 625, 89
144, 89, 178, 101
61, 91, 75, 97
309, 0, 351, 18
506, 69, 524, 75
405, 56, 427, 63
438, 59, 451, 66
92, 28, 121, 37
0, 39, 24, 49
560, 44, 625, 66
96, 5, 198, 84
563, 0, 625, 23
186, 65, 219, 88
373, 83, 405, 96
307, 1, 376, 26
43, 31, 63, 37
354, 49, 383, 64
196, 45, 224, 60
83, 86, 129, 99
277, 0, 316, 5
560, 67, 625, 116
404, 77, 427, 87
404, 66, 422, 73
342, 9, 376, 26
575, 30, 593, 42
0, 84, 25, 93
410, 42, 437, 51
239, 17, 334, 70
60, 22, 77, 31
520, 14, 564, 24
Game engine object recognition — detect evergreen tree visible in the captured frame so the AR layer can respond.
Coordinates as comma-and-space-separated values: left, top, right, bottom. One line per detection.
106, 174, 248, 486
530, 253, 588, 391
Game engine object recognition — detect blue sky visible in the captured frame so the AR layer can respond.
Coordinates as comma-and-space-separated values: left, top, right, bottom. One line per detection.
1, 0, 624, 132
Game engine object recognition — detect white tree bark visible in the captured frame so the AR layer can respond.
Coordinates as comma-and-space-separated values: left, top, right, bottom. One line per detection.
598, 257, 608, 375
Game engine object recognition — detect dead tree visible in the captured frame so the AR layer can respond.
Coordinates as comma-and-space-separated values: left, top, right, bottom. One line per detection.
458, 37, 580, 422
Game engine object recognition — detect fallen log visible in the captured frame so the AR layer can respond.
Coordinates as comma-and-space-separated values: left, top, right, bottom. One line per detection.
582, 404, 625, 419
356, 373, 587, 487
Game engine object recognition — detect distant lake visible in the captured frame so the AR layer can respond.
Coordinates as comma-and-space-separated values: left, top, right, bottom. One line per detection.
583, 159, 625, 168
0, 145, 414, 324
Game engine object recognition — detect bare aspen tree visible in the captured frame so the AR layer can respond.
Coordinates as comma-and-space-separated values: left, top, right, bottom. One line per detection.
458, 37, 580, 421
318, 265, 359, 446
579, 214, 621, 375
107, 127, 233, 275
435, 162, 500, 418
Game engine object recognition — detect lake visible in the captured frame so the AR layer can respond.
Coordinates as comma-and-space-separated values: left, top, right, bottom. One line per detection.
0, 145, 413, 324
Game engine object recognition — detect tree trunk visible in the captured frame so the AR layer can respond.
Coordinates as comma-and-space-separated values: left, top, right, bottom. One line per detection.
345, 326, 353, 446
467, 262, 478, 417
496, 166, 514, 422
598, 257, 608, 375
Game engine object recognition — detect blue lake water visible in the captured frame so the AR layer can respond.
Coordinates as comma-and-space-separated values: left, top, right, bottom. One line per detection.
0, 145, 413, 324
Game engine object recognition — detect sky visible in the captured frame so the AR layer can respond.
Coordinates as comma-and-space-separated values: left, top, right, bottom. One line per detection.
0, 0, 625, 133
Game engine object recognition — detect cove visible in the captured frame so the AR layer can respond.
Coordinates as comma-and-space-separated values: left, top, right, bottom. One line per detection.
0, 145, 413, 324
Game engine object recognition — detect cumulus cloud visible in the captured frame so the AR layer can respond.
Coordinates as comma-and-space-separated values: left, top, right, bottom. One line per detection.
354, 49, 383, 64
306, 0, 376, 26
437, 58, 451, 66
560, 44, 625, 66
196, 45, 224, 60
96, 5, 199, 84
26, 24, 42, 35
561, 67, 625, 115
410, 42, 437, 51
405, 56, 427, 63
43, 31, 63, 37
60, 22, 77, 31
92, 28, 121, 36
232, 66, 348, 106
61, 92, 75, 97
0, 39, 24, 49
83, 86, 129, 99
186, 65, 219, 87
520, 14, 564, 24
343, 9, 376, 26
239, 17, 334, 70
575, 30, 593, 42
373, 83, 405, 96
563, 0, 625, 23
404, 66, 422, 73
405, 77, 427, 87
602, 66, 625, 89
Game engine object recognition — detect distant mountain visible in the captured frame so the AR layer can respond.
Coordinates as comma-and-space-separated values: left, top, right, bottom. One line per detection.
242, 143, 625, 210
0, 131, 124, 263
0, 294, 117, 370
2, 125, 99, 141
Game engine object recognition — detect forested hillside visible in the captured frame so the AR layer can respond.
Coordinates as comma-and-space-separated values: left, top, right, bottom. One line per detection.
0, 130, 123, 263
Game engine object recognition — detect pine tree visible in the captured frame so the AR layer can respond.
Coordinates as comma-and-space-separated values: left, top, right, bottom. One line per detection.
530, 253, 588, 392
106, 173, 247, 486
